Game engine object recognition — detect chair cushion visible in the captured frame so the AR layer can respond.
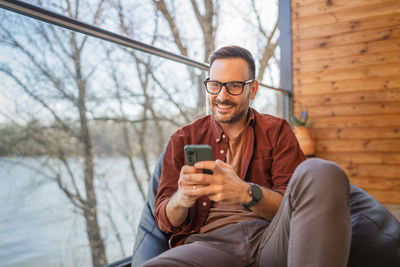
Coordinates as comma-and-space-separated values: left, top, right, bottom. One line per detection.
347, 184, 400, 267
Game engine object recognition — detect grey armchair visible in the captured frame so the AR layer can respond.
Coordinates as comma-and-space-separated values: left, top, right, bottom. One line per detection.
127, 152, 400, 267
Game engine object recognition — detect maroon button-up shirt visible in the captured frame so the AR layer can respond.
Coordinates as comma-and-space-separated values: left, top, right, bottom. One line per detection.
155, 108, 306, 247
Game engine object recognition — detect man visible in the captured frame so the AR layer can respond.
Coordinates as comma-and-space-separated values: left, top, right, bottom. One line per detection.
142, 46, 351, 266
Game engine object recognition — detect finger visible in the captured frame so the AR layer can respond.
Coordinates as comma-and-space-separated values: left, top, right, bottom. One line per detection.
181, 165, 203, 174
184, 184, 221, 197
179, 179, 202, 187
182, 173, 212, 185
194, 160, 216, 171
183, 189, 203, 197
195, 160, 234, 175
182, 184, 204, 191
179, 175, 207, 186
214, 159, 232, 170
183, 186, 203, 197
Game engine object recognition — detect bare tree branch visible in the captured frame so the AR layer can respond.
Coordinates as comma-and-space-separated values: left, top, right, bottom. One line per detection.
0, 66, 78, 138
257, 21, 279, 81
107, 51, 147, 200
101, 180, 127, 257
251, 0, 267, 36
152, 0, 188, 56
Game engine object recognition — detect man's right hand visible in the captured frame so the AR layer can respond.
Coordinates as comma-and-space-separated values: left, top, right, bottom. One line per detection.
175, 165, 205, 207
166, 165, 206, 227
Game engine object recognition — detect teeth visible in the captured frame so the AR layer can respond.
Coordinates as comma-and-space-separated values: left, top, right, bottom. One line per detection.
217, 104, 232, 109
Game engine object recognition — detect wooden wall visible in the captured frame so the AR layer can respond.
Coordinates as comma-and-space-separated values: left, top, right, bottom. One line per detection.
291, 0, 400, 203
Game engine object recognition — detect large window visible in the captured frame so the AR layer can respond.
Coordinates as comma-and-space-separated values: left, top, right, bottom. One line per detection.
0, 1, 286, 266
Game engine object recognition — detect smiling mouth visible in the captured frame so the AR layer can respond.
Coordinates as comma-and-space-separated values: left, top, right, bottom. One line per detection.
217, 103, 233, 109
215, 103, 235, 113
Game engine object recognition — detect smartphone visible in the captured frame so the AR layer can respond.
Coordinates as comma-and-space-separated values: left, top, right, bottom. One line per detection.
184, 145, 213, 174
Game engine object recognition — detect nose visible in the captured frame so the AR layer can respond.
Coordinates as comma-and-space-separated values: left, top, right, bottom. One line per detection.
216, 85, 231, 101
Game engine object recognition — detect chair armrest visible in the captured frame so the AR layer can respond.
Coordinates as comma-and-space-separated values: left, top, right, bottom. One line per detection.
131, 150, 169, 266
348, 184, 400, 267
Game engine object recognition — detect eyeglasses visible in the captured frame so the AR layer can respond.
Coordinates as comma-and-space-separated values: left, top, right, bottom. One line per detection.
204, 78, 254, 95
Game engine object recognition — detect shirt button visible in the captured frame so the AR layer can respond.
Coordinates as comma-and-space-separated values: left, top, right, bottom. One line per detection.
220, 149, 224, 154
222, 134, 226, 138
216, 138, 220, 142
202, 202, 207, 207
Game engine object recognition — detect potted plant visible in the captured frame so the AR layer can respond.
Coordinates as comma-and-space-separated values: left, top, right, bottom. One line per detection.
291, 109, 315, 157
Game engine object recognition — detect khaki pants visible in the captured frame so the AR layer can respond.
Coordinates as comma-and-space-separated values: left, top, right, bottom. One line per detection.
142, 158, 351, 267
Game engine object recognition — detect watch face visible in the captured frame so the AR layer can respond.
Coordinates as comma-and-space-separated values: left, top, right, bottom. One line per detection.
251, 184, 262, 201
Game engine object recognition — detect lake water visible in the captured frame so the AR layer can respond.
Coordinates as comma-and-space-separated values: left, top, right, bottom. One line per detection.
0, 157, 150, 267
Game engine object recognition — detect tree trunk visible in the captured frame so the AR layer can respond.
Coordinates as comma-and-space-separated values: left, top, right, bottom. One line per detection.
79, 89, 107, 266
75, 43, 107, 266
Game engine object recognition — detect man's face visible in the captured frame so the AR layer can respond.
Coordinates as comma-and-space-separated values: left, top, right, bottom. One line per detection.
208, 58, 258, 124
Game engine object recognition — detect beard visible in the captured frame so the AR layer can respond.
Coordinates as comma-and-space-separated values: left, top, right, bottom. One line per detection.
210, 97, 250, 124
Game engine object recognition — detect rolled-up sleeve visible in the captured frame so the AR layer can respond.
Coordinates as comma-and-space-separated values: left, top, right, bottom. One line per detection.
154, 131, 186, 233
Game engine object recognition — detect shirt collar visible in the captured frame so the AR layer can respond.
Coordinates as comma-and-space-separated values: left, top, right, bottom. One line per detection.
247, 107, 255, 126
210, 107, 255, 143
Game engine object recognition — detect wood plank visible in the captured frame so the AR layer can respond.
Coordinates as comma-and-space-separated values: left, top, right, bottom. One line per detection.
311, 127, 400, 140
293, 25, 400, 50
292, 0, 334, 7
360, 189, 400, 204
293, 13, 400, 41
293, 77, 400, 96
317, 151, 400, 165
294, 89, 400, 106
341, 163, 400, 179
312, 114, 400, 128
293, 51, 400, 72
293, 0, 397, 18
292, 0, 397, 8
292, 2, 400, 29
315, 139, 400, 152
292, 38, 400, 61
348, 177, 400, 191
293, 63, 400, 84
295, 102, 400, 117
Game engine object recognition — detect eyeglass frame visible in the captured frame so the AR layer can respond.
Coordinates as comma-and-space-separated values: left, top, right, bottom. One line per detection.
203, 78, 255, 96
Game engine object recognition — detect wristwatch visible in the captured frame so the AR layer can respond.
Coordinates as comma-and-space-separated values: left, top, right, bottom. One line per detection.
242, 182, 263, 209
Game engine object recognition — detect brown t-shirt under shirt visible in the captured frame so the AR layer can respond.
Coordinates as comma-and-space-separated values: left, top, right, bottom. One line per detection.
199, 129, 265, 234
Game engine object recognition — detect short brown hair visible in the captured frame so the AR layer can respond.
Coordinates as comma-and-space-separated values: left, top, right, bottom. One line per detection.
209, 45, 256, 79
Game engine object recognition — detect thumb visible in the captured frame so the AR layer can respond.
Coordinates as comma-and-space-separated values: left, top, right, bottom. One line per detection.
215, 159, 231, 170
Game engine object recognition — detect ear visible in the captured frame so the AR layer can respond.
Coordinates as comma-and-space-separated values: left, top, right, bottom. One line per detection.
250, 80, 258, 100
